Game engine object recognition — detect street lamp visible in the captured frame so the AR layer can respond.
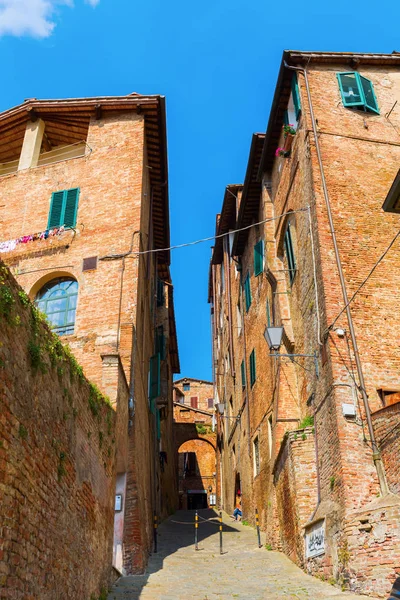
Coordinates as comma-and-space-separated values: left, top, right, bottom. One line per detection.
264, 325, 319, 378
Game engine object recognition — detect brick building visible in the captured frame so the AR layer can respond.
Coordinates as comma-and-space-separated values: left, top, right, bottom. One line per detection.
0, 94, 180, 576
210, 51, 400, 596
173, 379, 217, 509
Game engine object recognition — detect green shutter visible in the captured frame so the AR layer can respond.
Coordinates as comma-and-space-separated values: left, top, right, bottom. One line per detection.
244, 274, 252, 312
155, 325, 166, 360
359, 75, 379, 114
337, 72, 364, 108
63, 188, 79, 228
283, 110, 289, 125
284, 223, 296, 284
48, 188, 79, 229
254, 240, 264, 276
250, 349, 256, 388
291, 74, 301, 120
48, 191, 64, 228
149, 353, 160, 406
241, 360, 246, 389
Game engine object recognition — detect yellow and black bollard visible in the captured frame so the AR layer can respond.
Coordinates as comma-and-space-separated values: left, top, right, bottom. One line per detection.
153, 512, 158, 553
255, 508, 262, 548
219, 511, 223, 555
195, 511, 199, 551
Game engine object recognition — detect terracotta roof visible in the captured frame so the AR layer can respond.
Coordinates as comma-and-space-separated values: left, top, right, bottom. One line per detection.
232, 133, 265, 256
0, 94, 170, 265
174, 377, 213, 385
259, 50, 400, 179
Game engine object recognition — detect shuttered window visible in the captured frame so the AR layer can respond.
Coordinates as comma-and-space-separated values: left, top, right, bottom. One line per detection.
250, 349, 256, 388
48, 188, 79, 229
149, 353, 161, 409
155, 325, 166, 360
156, 278, 165, 307
337, 72, 379, 115
241, 360, 246, 389
254, 240, 264, 276
291, 74, 301, 120
244, 274, 252, 312
284, 222, 296, 285
190, 396, 198, 409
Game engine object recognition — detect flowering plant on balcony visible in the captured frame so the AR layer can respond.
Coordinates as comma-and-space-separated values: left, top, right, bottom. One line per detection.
275, 147, 289, 158
283, 124, 296, 136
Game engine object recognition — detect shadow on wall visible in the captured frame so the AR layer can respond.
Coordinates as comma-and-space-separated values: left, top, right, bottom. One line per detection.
109, 509, 239, 598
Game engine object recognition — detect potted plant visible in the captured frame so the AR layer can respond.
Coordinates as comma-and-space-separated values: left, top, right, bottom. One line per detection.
275, 147, 290, 158
283, 124, 296, 153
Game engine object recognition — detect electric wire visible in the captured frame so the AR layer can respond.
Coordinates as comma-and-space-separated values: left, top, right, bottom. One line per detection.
327, 229, 400, 333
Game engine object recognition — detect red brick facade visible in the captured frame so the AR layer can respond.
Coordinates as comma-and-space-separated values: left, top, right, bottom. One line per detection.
0, 95, 179, 578
210, 52, 400, 596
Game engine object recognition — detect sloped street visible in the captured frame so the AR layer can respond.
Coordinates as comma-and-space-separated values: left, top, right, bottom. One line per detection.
108, 510, 379, 600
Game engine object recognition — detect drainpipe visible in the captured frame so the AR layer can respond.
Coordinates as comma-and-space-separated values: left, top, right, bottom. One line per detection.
284, 62, 388, 496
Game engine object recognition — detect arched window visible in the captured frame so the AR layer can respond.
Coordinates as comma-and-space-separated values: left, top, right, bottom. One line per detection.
35, 277, 78, 335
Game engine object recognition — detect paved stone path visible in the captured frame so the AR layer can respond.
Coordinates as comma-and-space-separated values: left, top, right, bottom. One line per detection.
108, 510, 379, 600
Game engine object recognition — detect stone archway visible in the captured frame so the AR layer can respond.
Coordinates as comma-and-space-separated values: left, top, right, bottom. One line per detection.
177, 437, 217, 510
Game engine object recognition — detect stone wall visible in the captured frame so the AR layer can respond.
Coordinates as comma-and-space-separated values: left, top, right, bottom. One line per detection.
372, 402, 400, 495
0, 264, 117, 600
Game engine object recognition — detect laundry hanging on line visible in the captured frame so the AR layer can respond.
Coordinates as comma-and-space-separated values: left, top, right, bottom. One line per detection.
0, 226, 66, 254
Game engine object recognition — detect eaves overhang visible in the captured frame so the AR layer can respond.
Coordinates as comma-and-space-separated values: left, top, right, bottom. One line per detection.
258, 50, 400, 181
382, 169, 400, 214
0, 94, 171, 265
232, 133, 265, 257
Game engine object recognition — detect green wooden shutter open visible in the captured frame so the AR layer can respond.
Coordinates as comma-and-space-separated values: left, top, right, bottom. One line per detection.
359, 75, 379, 114
337, 72, 363, 108
250, 349, 256, 388
155, 325, 166, 360
149, 353, 161, 405
48, 191, 64, 229
283, 110, 289, 125
63, 188, 79, 228
254, 240, 264, 276
244, 274, 252, 312
291, 74, 301, 119
241, 360, 246, 389
156, 278, 165, 307
284, 223, 296, 285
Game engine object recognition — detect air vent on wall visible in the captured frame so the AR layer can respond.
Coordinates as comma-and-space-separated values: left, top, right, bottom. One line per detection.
82, 256, 98, 271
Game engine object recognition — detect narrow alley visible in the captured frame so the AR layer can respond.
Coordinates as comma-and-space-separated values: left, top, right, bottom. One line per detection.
107, 510, 378, 600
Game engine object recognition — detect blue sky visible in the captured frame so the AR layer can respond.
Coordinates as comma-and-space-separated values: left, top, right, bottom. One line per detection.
1, 0, 399, 380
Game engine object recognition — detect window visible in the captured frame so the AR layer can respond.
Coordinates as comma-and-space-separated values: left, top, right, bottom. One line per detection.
35, 277, 78, 336
337, 72, 379, 115
377, 389, 400, 407
283, 74, 301, 128
241, 360, 246, 390
254, 240, 264, 276
48, 188, 79, 229
244, 273, 252, 312
208, 398, 214, 409
268, 415, 273, 459
183, 383, 190, 391
284, 222, 296, 284
253, 436, 260, 476
156, 278, 165, 307
237, 303, 242, 336
149, 353, 160, 408
155, 325, 166, 360
190, 396, 198, 409
250, 349, 256, 388
183, 452, 197, 477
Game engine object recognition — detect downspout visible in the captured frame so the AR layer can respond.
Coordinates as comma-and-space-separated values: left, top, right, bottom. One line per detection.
239, 264, 251, 457
285, 61, 389, 496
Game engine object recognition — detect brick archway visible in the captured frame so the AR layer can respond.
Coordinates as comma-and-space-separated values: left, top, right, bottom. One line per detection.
174, 423, 216, 455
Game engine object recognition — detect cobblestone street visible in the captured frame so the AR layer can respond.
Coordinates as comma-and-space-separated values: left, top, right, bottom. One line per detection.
108, 510, 379, 600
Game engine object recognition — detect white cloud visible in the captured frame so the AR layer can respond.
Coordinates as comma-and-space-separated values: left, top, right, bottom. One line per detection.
0, 0, 99, 38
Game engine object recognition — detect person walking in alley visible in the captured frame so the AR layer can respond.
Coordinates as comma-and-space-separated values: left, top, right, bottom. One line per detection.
231, 491, 242, 521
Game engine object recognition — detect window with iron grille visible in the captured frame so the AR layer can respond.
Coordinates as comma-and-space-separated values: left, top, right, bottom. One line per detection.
253, 436, 260, 476
284, 222, 296, 285
250, 349, 256, 388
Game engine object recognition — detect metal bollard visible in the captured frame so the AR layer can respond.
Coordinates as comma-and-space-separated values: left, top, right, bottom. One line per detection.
195, 511, 199, 551
219, 511, 223, 555
255, 508, 262, 548
153, 512, 158, 553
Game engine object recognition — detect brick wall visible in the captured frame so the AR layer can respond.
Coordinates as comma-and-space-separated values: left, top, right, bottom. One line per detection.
0, 264, 116, 600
